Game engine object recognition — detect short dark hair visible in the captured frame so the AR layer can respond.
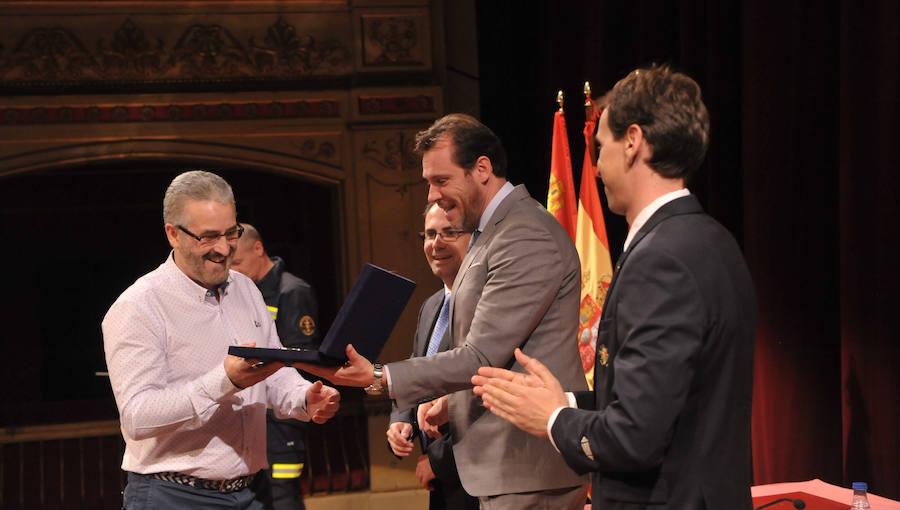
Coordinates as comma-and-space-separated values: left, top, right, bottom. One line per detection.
414, 113, 507, 178
605, 65, 709, 181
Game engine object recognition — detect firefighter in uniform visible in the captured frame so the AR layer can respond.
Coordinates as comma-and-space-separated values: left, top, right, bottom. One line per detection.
232, 223, 320, 510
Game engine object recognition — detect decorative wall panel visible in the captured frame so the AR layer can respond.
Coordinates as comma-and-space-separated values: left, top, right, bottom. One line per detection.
351, 126, 436, 364
351, 85, 441, 122
354, 8, 431, 71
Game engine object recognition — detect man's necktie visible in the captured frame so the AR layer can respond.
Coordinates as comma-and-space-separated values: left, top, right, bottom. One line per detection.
420, 294, 451, 446
425, 294, 450, 357
467, 229, 481, 252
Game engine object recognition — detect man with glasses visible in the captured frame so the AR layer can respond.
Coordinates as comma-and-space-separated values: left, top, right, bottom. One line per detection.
386, 202, 477, 510
102, 170, 340, 510
231, 223, 320, 510
298, 115, 589, 509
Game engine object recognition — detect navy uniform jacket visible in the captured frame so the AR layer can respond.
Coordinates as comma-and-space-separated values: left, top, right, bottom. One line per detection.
256, 256, 320, 350
551, 195, 757, 510
257, 256, 319, 461
390, 289, 478, 510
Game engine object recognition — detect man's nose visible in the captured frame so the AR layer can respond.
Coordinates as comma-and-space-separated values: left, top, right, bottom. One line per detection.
427, 184, 441, 202
211, 235, 232, 254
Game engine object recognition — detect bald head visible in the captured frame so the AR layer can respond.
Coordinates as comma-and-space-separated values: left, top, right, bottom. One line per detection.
230, 222, 274, 282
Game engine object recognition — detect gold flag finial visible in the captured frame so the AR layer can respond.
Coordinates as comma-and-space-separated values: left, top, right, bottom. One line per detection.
557, 90, 564, 112
584, 81, 592, 106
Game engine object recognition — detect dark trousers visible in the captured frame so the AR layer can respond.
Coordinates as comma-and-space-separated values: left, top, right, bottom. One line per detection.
430, 477, 480, 510
262, 410, 307, 510
257, 471, 306, 510
123, 472, 266, 510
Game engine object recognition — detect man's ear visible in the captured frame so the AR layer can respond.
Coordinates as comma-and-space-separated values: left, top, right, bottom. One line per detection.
164, 224, 180, 249
624, 123, 645, 167
472, 155, 493, 184
253, 240, 265, 256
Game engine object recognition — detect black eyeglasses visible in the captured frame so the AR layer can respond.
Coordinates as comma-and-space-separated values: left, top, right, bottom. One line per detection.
418, 230, 468, 242
178, 224, 244, 245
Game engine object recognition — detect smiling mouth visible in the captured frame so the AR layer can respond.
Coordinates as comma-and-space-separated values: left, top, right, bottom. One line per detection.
437, 200, 455, 212
205, 254, 227, 264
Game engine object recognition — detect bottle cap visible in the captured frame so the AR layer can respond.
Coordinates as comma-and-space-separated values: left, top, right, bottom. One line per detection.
852, 482, 868, 491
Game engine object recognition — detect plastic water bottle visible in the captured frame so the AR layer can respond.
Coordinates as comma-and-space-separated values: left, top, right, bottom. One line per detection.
850, 482, 871, 509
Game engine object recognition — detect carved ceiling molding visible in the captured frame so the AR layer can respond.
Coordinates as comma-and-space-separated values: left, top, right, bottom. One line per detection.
0, 100, 340, 125
0, 14, 352, 90
0, 99, 340, 125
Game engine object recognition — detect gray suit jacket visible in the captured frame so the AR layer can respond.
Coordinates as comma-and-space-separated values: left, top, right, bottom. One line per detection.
389, 184, 588, 496
551, 195, 757, 509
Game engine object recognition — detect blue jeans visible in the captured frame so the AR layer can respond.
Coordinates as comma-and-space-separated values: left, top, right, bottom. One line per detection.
124, 472, 266, 510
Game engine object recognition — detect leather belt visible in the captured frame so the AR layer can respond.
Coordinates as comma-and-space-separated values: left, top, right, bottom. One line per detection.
149, 471, 257, 493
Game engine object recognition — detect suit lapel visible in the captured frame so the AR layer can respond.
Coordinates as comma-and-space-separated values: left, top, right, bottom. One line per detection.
594, 195, 705, 398
601, 195, 704, 319
448, 184, 528, 334
437, 328, 453, 353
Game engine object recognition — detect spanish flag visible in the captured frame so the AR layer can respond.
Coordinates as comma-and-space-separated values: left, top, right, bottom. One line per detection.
575, 97, 614, 388
546, 96, 577, 241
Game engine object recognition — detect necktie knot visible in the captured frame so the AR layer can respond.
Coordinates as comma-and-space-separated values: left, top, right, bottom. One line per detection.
467, 230, 481, 252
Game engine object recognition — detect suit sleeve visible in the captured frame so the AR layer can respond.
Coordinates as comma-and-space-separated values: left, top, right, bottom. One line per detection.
389, 219, 576, 410
551, 247, 705, 474
572, 391, 595, 410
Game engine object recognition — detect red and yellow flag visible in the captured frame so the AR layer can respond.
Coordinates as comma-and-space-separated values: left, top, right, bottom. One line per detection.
575, 97, 614, 388
546, 99, 577, 241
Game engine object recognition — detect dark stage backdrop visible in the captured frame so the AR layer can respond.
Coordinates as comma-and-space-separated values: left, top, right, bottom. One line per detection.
476, 0, 899, 499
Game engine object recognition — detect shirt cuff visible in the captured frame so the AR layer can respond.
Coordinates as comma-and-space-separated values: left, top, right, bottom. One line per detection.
201, 362, 241, 402
385, 364, 394, 398
546, 392, 577, 452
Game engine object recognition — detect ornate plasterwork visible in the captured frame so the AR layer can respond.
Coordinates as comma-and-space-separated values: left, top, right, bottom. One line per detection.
0, 15, 352, 89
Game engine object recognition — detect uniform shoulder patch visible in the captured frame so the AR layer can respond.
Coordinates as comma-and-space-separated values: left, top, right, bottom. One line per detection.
299, 315, 316, 336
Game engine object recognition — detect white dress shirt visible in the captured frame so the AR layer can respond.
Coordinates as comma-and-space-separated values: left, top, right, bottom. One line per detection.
102, 253, 313, 479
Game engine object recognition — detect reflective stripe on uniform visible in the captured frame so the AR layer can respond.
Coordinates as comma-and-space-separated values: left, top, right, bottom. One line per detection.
271, 462, 303, 479
266, 305, 278, 320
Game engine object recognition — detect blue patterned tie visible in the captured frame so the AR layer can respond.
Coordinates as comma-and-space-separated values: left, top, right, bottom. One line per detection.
421, 294, 450, 445
426, 294, 450, 357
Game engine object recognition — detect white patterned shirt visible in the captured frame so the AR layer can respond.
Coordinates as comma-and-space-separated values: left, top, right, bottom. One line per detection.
102, 253, 313, 479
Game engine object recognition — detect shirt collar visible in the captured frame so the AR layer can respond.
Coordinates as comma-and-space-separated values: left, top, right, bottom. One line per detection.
164, 251, 232, 303
477, 181, 515, 233
623, 188, 690, 252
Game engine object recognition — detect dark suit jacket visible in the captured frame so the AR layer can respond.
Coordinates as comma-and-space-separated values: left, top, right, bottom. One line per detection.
389, 184, 588, 496
551, 195, 757, 510
390, 289, 478, 510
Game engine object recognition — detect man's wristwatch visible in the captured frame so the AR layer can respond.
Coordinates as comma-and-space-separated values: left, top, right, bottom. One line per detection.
365, 363, 384, 395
